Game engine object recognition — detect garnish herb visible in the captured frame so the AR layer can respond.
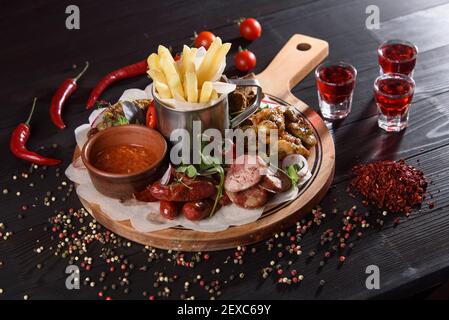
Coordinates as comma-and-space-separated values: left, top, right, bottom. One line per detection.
200, 154, 225, 217
286, 162, 304, 186
176, 165, 197, 178
258, 102, 270, 111
116, 115, 129, 125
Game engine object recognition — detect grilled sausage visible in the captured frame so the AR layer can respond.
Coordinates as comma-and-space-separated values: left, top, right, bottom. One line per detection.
224, 155, 267, 193
219, 192, 232, 206
286, 121, 317, 148
150, 180, 216, 202
133, 186, 158, 202
226, 185, 269, 209
260, 169, 292, 193
160, 201, 179, 220
182, 199, 213, 221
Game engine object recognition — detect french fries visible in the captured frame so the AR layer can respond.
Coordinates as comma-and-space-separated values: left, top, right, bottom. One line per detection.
157, 45, 175, 64
184, 72, 198, 103
199, 81, 213, 103
198, 42, 231, 86
147, 38, 230, 104
154, 81, 172, 99
147, 69, 167, 84
159, 55, 185, 100
196, 37, 222, 86
147, 53, 161, 71
179, 45, 197, 78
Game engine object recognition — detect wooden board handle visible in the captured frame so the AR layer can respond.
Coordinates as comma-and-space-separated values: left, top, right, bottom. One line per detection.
257, 34, 329, 99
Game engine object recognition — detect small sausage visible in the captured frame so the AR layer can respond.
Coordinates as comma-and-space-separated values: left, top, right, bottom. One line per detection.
160, 201, 179, 220
182, 199, 213, 221
150, 181, 177, 200
259, 169, 292, 193
284, 107, 301, 122
219, 192, 232, 206
133, 186, 158, 202
224, 154, 267, 193
226, 185, 269, 209
150, 180, 216, 202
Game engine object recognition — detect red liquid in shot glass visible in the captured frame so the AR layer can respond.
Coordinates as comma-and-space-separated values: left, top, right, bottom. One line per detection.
374, 77, 414, 116
378, 41, 417, 76
316, 65, 356, 104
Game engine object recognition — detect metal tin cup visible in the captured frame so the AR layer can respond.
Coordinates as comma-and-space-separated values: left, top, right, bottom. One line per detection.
153, 78, 262, 141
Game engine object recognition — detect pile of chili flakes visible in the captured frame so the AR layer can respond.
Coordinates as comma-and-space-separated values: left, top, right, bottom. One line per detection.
349, 159, 428, 215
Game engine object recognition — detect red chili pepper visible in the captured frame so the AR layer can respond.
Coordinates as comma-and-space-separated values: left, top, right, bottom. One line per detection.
86, 59, 148, 109
10, 98, 62, 166
50, 62, 89, 129
146, 100, 157, 129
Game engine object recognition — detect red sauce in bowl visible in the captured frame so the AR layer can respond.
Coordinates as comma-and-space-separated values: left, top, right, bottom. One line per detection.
93, 144, 157, 174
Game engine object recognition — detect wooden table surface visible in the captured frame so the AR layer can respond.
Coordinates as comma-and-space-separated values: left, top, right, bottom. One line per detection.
1, 0, 449, 300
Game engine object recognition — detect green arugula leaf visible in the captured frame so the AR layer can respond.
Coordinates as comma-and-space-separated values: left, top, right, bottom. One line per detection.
258, 102, 270, 111
116, 115, 129, 125
185, 165, 197, 178
176, 165, 198, 178
176, 165, 187, 173
287, 164, 299, 186
199, 154, 221, 171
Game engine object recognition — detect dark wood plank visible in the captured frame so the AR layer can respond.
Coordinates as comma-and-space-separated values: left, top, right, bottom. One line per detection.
2, 143, 448, 300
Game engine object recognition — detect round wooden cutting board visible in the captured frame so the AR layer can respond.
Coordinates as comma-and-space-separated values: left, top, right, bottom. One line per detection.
74, 34, 335, 251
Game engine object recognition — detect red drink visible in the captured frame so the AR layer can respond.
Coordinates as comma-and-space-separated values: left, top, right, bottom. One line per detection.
315, 62, 357, 120
378, 40, 417, 76
374, 73, 415, 132
316, 65, 355, 103
374, 77, 414, 116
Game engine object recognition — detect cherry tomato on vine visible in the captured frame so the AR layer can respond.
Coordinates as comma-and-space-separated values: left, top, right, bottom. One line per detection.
239, 18, 262, 41
235, 49, 256, 72
194, 31, 216, 50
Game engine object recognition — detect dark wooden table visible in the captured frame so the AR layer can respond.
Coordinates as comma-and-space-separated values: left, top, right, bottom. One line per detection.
2, 0, 449, 300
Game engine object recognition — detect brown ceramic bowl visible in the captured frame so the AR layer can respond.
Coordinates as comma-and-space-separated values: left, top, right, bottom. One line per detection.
81, 125, 167, 199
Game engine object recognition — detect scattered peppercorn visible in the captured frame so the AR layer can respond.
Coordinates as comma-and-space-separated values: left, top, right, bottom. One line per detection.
2, 156, 433, 300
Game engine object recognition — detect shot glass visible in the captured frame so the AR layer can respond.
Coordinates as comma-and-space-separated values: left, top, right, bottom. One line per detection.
374, 73, 415, 132
377, 39, 418, 77
315, 61, 357, 120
